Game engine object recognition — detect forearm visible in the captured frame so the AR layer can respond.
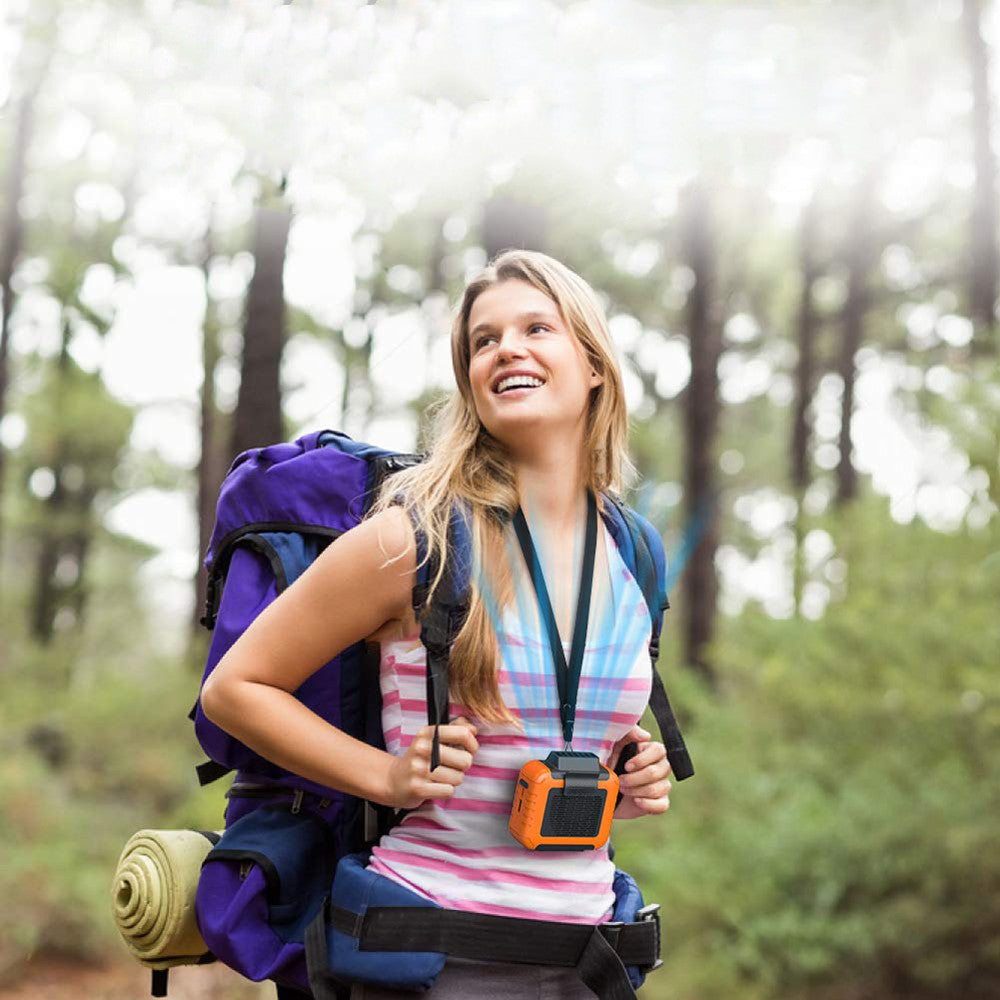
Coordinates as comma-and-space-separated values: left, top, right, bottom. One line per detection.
202, 679, 397, 806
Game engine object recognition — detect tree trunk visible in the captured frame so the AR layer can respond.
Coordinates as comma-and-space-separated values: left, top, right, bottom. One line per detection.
835, 172, 878, 507
67, 486, 98, 633
962, 0, 1000, 357
30, 522, 62, 644
30, 317, 72, 644
679, 182, 720, 687
0, 82, 41, 567
230, 197, 292, 462
194, 223, 224, 635
791, 196, 821, 614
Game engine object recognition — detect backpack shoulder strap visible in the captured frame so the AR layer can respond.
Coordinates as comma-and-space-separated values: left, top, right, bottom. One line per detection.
395, 498, 473, 773
602, 494, 694, 782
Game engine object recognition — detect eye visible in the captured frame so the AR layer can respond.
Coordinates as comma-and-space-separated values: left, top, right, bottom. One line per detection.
528, 323, 549, 334
473, 333, 496, 351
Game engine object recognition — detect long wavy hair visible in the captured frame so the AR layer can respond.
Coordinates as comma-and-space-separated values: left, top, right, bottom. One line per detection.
364, 249, 636, 726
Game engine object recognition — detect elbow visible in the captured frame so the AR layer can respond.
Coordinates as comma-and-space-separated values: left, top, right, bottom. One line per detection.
199, 674, 230, 728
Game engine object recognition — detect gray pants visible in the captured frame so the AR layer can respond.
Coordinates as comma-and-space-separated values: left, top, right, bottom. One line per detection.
348, 956, 598, 998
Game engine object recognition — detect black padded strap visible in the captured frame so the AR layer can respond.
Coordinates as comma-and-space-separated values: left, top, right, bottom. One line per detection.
417, 522, 468, 772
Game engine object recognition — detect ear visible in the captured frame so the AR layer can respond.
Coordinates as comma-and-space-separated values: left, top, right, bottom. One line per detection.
590, 369, 604, 389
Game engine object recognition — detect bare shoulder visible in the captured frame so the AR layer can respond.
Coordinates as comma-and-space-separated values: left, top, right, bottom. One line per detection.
365, 504, 417, 569
347, 505, 419, 637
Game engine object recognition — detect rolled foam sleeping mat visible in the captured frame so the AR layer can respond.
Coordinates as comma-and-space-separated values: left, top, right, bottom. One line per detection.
111, 828, 222, 967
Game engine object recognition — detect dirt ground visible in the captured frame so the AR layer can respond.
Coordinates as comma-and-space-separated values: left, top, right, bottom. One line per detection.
0, 955, 272, 1000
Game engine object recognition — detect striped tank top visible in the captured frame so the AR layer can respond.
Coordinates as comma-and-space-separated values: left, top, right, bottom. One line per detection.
366, 517, 654, 924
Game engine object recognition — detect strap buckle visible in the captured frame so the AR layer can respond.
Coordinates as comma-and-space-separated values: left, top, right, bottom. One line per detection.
634, 903, 663, 974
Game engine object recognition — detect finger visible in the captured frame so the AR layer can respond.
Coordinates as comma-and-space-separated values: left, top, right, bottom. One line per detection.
432, 745, 474, 773
426, 763, 466, 785
608, 728, 647, 769
619, 726, 650, 750
623, 753, 670, 777
624, 777, 672, 799
410, 738, 475, 773
620, 763, 671, 791
623, 741, 667, 772
420, 780, 460, 800
413, 725, 479, 758
634, 795, 670, 814
421, 723, 479, 754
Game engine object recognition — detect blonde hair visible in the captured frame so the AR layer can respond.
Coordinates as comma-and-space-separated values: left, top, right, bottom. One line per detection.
365, 249, 636, 725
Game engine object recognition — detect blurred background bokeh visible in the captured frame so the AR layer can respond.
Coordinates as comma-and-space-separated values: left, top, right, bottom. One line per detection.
1, 0, 997, 997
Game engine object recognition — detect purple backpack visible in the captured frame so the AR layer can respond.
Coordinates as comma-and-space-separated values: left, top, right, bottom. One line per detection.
183, 430, 692, 1000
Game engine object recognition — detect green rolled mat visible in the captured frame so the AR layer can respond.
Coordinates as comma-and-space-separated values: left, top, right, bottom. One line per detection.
111, 828, 222, 967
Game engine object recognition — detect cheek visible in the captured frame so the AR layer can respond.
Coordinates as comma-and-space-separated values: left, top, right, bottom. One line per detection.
468, 363, 489, 401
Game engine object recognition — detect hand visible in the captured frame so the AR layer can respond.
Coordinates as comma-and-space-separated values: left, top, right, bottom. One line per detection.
608, 725, 672, 820
386, 716, 479, 810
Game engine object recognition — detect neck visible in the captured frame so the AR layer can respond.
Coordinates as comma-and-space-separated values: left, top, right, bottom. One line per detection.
513, 450, 591, 534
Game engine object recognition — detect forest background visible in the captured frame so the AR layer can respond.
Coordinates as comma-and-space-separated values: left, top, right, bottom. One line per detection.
1, 1, 997, 998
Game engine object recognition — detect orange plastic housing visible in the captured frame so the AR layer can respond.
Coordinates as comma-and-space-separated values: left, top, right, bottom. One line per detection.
508, 756, 619, 851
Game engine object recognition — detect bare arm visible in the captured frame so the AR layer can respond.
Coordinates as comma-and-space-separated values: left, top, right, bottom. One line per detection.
200, 505, 474, 808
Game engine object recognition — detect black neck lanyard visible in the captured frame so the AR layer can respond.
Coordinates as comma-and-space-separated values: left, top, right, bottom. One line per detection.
512, 490, 598, 749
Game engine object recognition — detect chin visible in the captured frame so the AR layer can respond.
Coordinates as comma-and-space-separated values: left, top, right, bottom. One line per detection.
483, 410, 549, 435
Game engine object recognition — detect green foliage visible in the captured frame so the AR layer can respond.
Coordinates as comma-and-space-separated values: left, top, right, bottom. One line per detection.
0, 644, 228, 980
19, 361, 134, 505
614, 495, 1000, 999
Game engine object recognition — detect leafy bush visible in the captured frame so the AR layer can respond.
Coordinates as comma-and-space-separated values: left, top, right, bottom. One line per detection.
616, 496, 1000, 999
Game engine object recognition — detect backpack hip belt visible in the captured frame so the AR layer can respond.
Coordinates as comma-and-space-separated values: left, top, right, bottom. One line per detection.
304, 893, 662, 1000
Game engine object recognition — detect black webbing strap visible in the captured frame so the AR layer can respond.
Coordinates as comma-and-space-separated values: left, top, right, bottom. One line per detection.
195, 759, 232, 786
150, 968, 168, 997
649, 669, 693, 780
305, 900, 657, 1000
577, 926, 645, 1000
148, 953, 217, 998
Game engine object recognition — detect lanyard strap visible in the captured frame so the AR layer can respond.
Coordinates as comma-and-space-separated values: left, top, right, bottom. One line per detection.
512, 490, 598, 748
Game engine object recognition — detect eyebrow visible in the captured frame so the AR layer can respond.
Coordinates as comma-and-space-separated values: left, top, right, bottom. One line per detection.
469, 310, 561, 341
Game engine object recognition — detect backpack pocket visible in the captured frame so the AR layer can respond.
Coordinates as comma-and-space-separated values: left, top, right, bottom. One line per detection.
305, 851, 446, 996
195, 803, 334, 988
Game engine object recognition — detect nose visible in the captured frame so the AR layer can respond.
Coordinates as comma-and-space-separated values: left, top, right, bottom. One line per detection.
495, 329, 528, 359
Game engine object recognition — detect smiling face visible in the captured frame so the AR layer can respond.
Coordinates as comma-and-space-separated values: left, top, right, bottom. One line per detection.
466, 279, 603, 453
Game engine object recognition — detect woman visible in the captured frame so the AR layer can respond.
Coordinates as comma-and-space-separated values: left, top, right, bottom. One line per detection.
201, 249, 674, 998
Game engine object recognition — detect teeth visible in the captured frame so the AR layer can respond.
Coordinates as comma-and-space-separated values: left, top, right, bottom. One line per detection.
495, 375, 544, 393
